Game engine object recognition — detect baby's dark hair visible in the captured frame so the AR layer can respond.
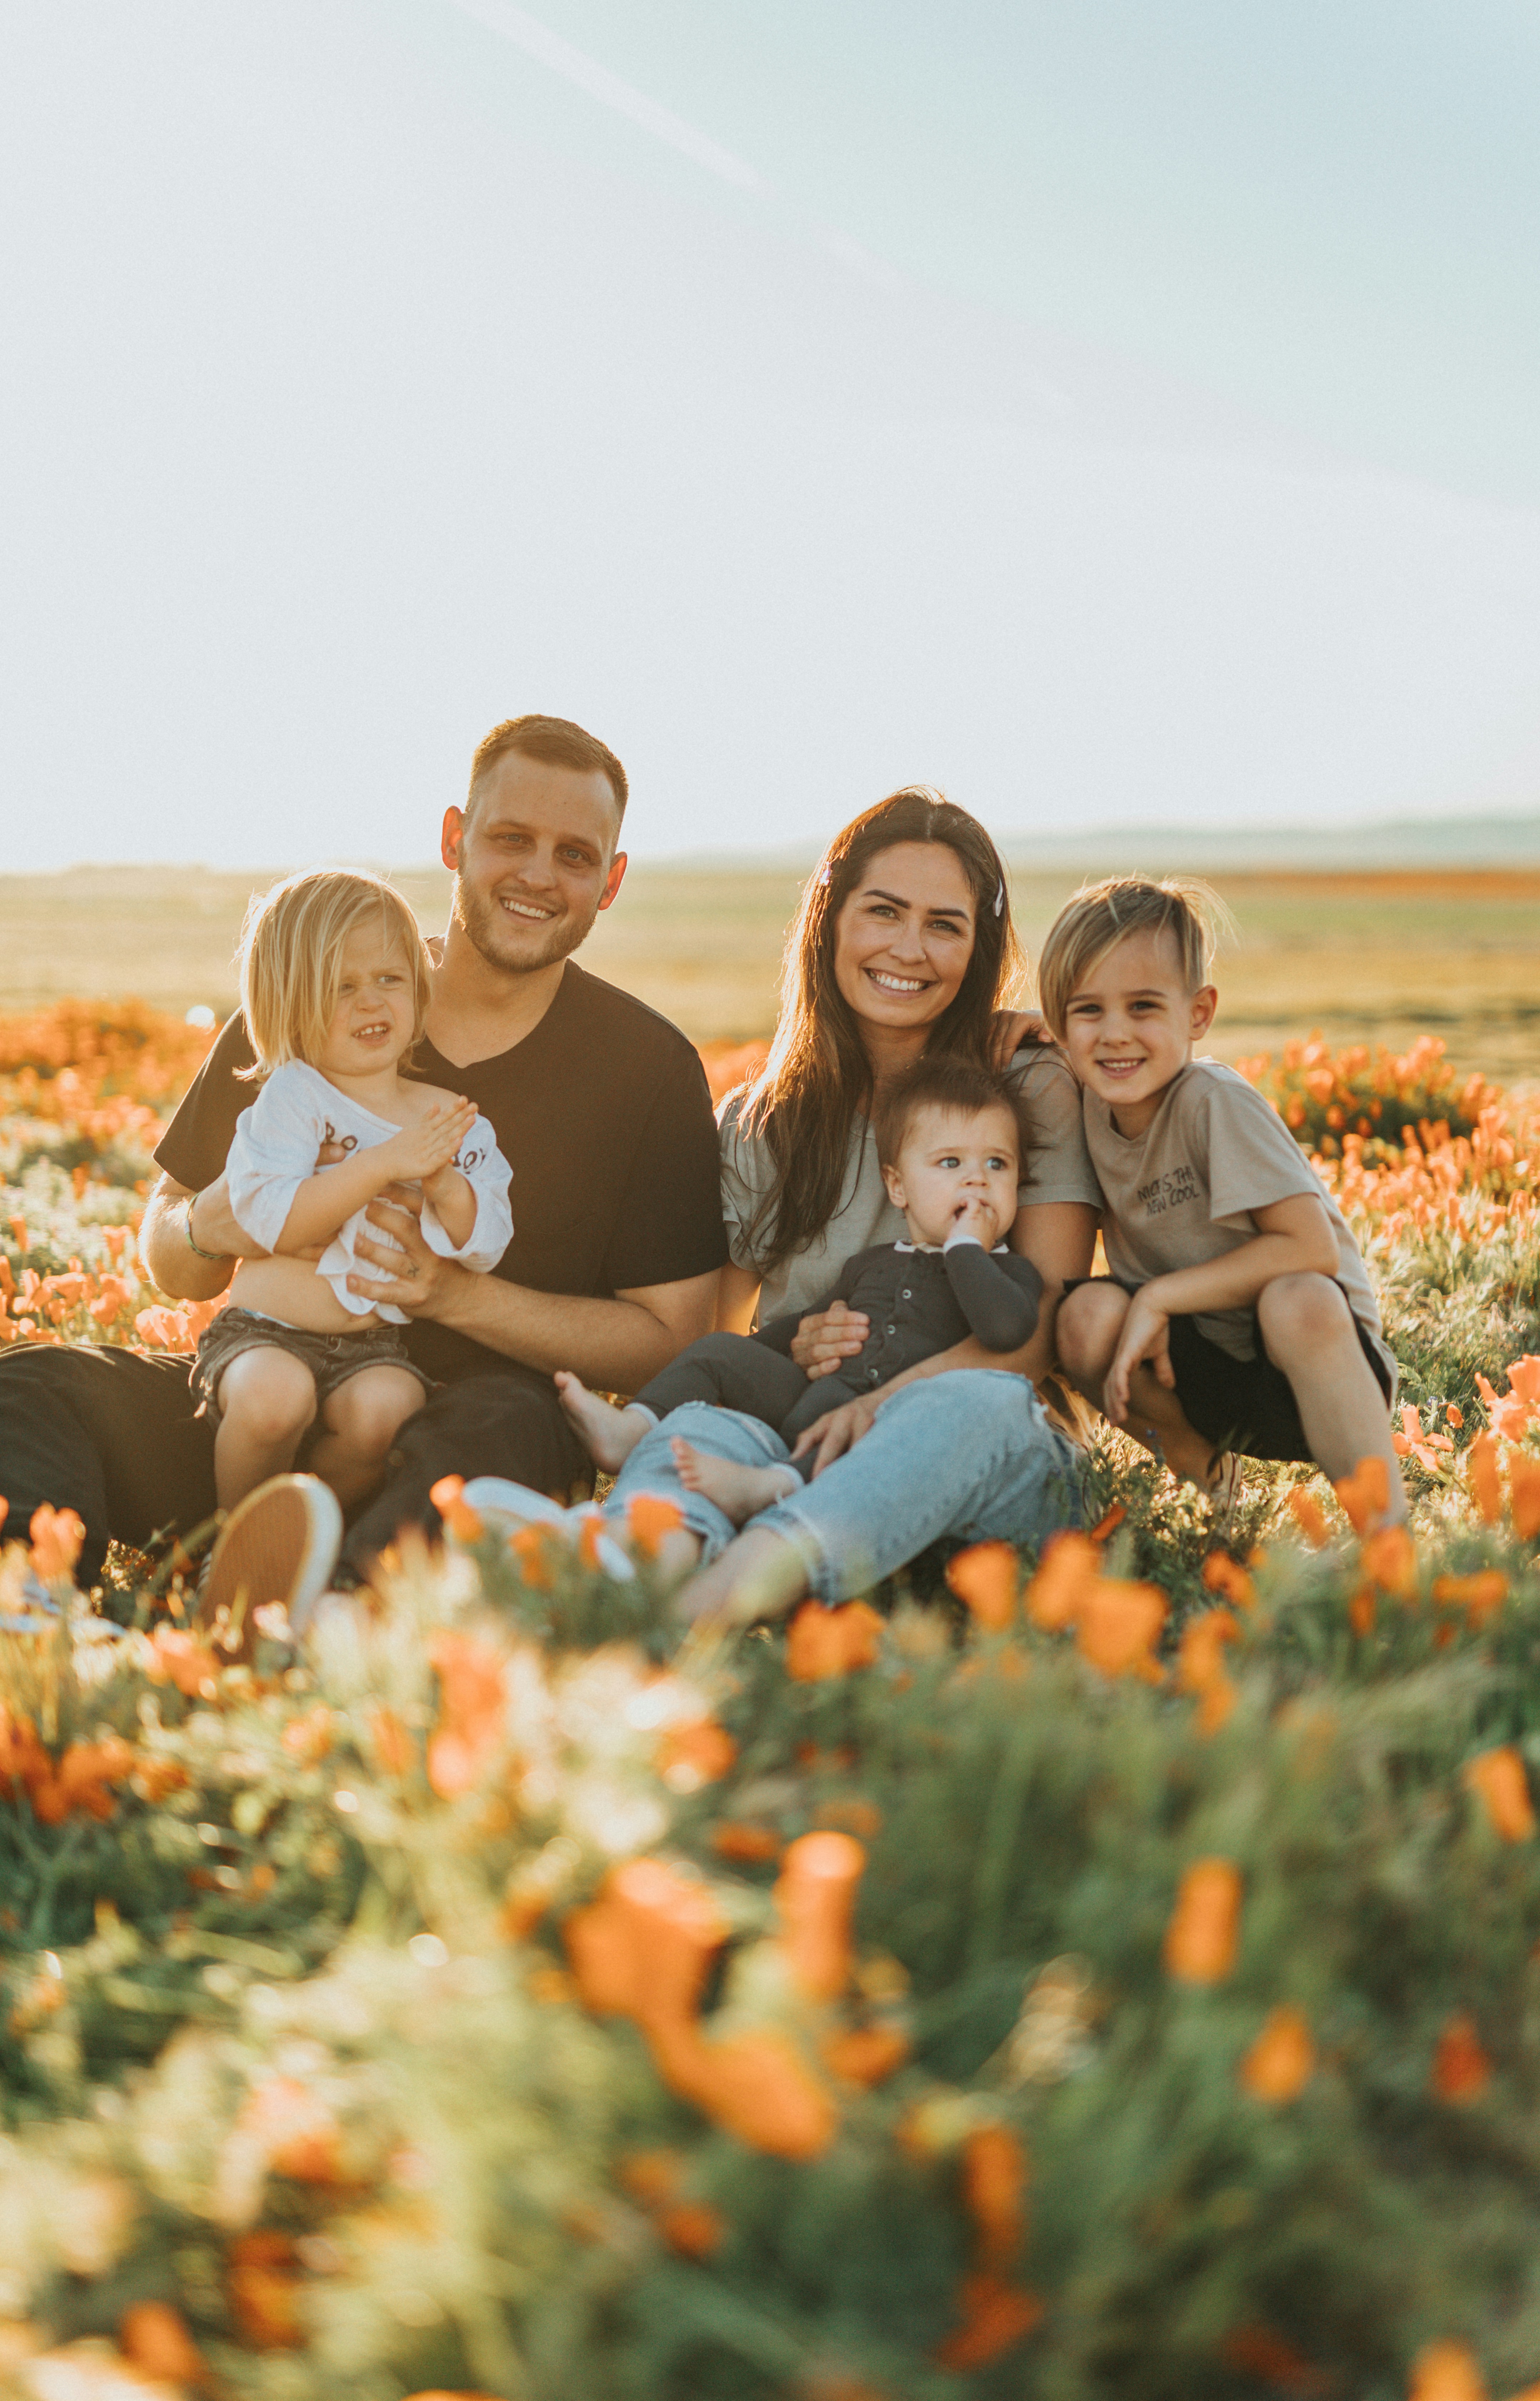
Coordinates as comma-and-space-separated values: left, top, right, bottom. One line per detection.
873, 1055, 1030, 1172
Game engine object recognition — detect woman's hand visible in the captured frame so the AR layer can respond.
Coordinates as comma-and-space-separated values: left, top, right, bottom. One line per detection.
989, 1008, 1049, 1068
348, 1185, 458, 1316
789, 1298, 869, 1380
789, 1390, 883, 1475
1103, 1290, 1176, 1425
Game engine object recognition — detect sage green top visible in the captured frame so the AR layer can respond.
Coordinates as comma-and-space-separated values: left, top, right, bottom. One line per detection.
718, 1045, 1101, 1326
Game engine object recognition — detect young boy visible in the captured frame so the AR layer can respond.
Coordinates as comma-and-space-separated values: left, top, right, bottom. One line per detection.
556, 1055, 1043, 1527
1038, 878, 1406, 1521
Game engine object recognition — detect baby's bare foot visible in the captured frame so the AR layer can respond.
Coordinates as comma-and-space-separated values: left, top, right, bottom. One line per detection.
670, 1436, 799, 1529
555, 1372, 652, 1472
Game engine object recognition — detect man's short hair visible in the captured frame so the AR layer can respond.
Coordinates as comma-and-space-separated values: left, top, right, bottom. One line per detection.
1036, 877, 1224, 1040
874, 1055, 1029, 1172
465, 714, 628, 829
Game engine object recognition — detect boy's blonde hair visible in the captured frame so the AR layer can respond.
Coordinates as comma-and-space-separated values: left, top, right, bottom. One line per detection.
238, 870, 431, 1076
1036, 876, 1226, 1039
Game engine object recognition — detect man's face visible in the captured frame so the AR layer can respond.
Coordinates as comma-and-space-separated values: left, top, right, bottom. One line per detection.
442, 750, 627, 976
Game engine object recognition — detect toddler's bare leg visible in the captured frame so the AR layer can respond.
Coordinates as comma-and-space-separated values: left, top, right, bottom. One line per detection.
309, 1366, 427, 1511
556, 1372, 655, 1472
214, 1348, 319, 1511
1257, 1274, 1408, 1523
1055, 1282, 1216, 1486
671, 1435, 800, 1531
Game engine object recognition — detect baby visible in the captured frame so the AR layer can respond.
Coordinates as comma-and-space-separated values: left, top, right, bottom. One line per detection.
190, 869, 513, 1513
558, 1054, 1043, 1527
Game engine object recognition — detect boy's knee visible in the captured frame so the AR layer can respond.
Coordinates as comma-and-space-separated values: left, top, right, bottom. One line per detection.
224, 1353, 316, 1443
328, 1373, 423, 1454
1055, 1282, 1128, 1375
1257, 1272, 1353, 1354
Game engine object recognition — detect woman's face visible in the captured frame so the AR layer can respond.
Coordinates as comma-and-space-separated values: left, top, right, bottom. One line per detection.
831, 841, 979, 1039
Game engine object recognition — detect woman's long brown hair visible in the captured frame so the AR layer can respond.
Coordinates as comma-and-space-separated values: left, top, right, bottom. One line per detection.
737, 788, 1025, 1270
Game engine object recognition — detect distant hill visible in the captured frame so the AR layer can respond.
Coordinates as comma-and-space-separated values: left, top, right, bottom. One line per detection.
992, 813, 1540, 872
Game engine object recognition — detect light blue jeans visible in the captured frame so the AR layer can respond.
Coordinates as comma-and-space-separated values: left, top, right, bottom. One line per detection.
605, 1369, 1084, 1604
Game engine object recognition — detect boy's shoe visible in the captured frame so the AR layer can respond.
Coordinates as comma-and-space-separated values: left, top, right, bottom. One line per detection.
1206, 1452, 1243, 1513
195, 1475, 343, 1651
457, 1478, 637, 1582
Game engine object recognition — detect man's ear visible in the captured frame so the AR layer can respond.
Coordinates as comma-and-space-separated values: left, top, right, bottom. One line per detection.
1189, 984, 1218, 1040
598, 850, 629, 912
441, 806, 466, 873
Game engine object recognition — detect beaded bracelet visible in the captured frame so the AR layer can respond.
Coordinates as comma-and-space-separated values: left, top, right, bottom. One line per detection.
184, 1199, 229, 1264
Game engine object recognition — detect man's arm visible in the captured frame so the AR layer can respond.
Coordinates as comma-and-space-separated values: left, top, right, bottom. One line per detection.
141, 1175, 240, 1302
349, 1190, 719, 1389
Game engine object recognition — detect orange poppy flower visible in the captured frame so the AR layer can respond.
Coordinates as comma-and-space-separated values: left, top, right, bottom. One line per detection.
1238, 2006, 1316, 2103
146, 1624, 221, 1699
370, 1707, 414, 1778
933, 2273, 1044, 2370
945, 1540, 1019, 1632
1176, 1607, 1238, 1735
428, 1473, 484, 1543
1286, 1487, 1330, 1546
1075, 1578, 1166, 1682
1408, 2340, 1490, 2401
710, 1821, 783, 1864
1089, 1504, 1127, 1543
1432, 1572, 1508, 1628
425, 1630, 508, 1798
236, 2076, 343, 2184
1024, 1532, 1099, 1630
785, 1599, 884, 1680
282, 1704, 333, 1765
775, 1830, 866, 2000
627, 1492, 685, 1559
565, 1857, 728, 2030
819, 2023, 910, 2086
1431, 2012, 1491, 2103
509, 1522, 557, 1589
1467, 1435, 1502, 1527
1163, 1859, 1242, 1984
1360, 1524, 1417, 1599
1202, 1552, 1255, 1609
1332, 1457, 1389, 1535
1511, 1455, 1540, 1543
118, 2301, 205, 2385
28, 1502, 84, 1585
652, 2019, 839, 2159
961, 2123, 1027, 2269
1462, 1748, 1536, 1842
617, 2148, 683, 2205
657, 1717, 736, 1793
1348, 1584, 1376, 1637
658, 2199, 726, 2258
1220, 2325, 1330, 2394
226, 2230, 304, 2349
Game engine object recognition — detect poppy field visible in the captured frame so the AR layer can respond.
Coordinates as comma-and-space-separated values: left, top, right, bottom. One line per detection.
1, 1003, 1540, 2400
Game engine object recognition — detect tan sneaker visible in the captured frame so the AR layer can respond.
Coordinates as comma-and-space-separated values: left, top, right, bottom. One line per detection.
195, 1475, 343, 1655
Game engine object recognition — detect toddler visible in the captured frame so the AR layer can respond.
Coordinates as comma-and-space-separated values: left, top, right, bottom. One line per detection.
191, 869, 513, 1512
558, 1055, 1043, 1527
1039, 877, 1405, 1520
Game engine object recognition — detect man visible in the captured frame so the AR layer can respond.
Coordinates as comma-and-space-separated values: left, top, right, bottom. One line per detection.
0, 715, 726, 1614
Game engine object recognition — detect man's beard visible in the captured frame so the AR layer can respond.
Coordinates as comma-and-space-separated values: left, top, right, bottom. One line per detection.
453, 878, 598, 976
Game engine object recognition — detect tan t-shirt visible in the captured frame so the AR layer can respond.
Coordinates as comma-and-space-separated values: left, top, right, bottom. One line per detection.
720, 1045, 1102, 1326
1084, 1059, 1395, 1388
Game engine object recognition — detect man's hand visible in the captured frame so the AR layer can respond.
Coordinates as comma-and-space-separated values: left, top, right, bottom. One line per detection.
348, 1186, 459, 1317
789, 1297, 869, 1381
789, 1390, 882, 1475
1104, 1290, 1176, 1425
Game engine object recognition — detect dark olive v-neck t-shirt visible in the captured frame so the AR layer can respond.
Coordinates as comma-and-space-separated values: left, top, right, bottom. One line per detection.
154, 963, 729, 1387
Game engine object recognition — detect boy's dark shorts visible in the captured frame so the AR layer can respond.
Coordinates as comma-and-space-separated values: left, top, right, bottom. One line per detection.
191, 1307, 436, 1425
1065, 1277, 1395, 1463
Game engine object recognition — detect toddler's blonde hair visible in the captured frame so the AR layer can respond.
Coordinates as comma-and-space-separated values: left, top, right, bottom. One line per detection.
237, 869, 431, 1076
1036, 876, 1228, 1040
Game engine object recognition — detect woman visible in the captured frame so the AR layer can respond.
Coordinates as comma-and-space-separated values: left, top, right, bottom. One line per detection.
487, 789, 1100, 1617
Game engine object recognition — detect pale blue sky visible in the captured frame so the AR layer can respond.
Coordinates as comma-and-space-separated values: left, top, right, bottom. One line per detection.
3, 1, 1538, 867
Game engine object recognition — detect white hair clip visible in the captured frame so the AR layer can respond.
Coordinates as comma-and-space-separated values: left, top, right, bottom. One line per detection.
993, 880, 1004, 918
819, 866, 832, 887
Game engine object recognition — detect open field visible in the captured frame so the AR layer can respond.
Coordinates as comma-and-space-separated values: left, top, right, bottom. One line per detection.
1, 861, 1537, 1083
